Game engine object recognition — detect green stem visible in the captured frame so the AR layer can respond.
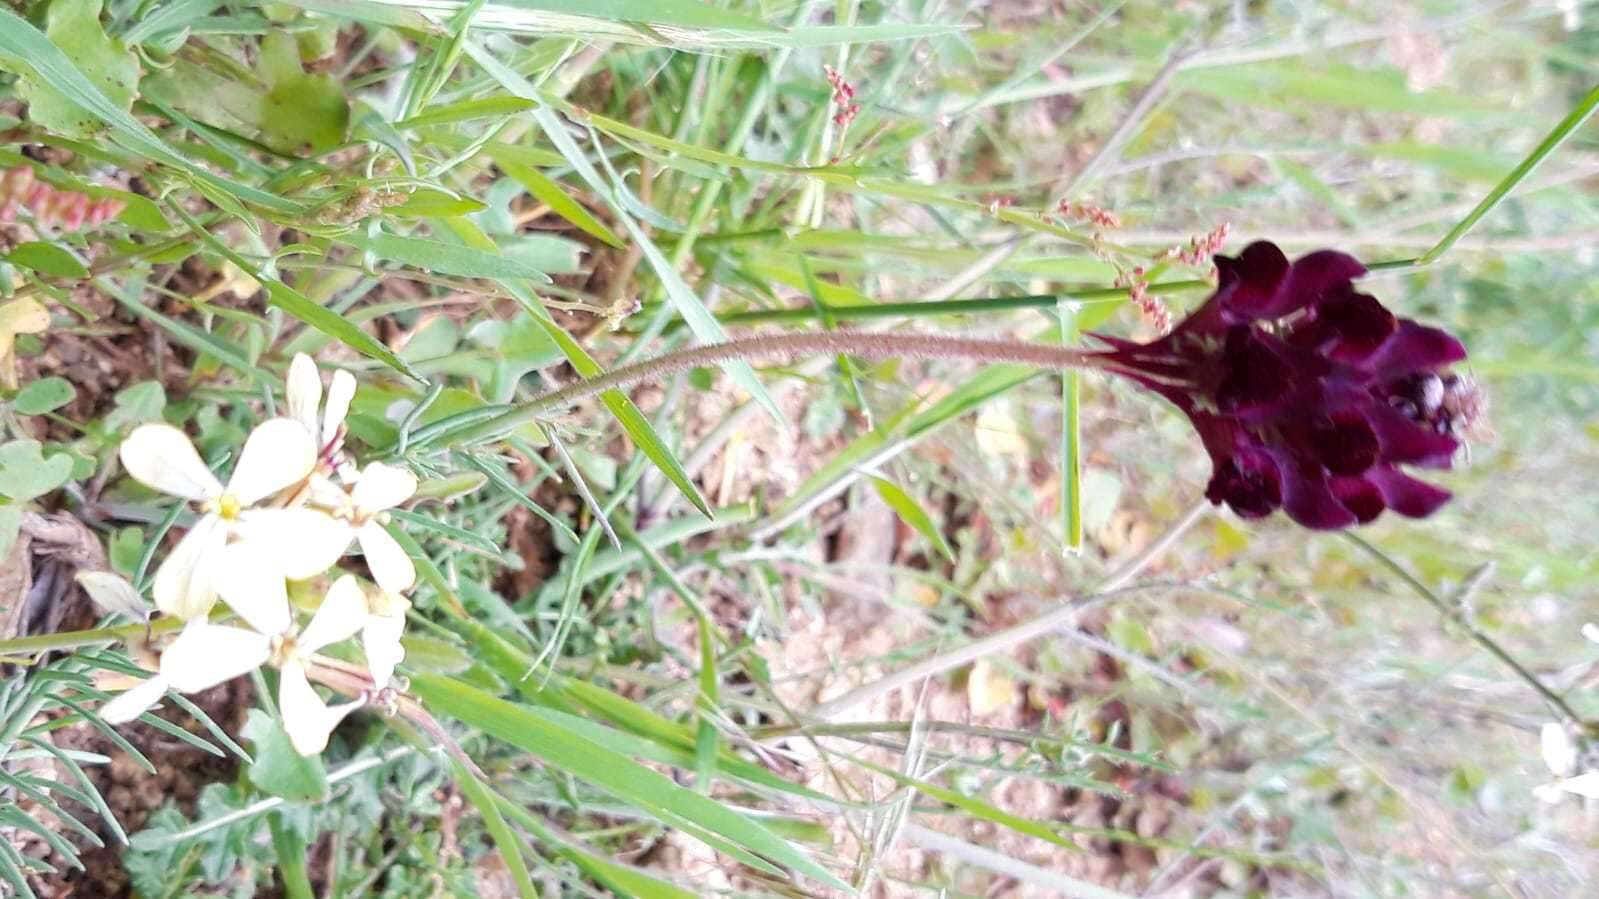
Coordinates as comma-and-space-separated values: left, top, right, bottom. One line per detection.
1419, 82, 1599, 265
0, 616, 182, 658
1344, 533, 1585, 726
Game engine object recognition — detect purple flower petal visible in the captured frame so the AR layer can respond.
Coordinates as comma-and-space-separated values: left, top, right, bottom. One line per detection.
1329, 476, 1385, 524
1218, 243, 1366, 321
1277, 250, 1367, 316
1216, 327, 1296, 412
1365, 400, 1460, 468
1366, 467, 1452, 518
1215, 242, 1290, 321
1204, 444, 1282, 519
1299, 288, 1396, 361
1308, 409, 1380, 475
1276, 455, 1359, 530
1365, 320, 1468, 380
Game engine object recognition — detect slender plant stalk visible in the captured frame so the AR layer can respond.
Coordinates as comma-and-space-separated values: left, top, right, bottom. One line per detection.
1343, 533, 1585, 726
1419, 81, 1599, 265
455, 330, 1113, 444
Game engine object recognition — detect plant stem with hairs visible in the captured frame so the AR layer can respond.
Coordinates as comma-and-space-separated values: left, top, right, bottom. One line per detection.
449, 330, 1121, 445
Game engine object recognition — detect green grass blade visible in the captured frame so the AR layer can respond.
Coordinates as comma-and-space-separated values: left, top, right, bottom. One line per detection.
409, 674, 849, 891
340, 230, 552, 283
1058, 302, 1083, 552
1419, 82, 1599, 265
169, 205, 425, 382
454, 763, 539, 899
868, 476, 954, 562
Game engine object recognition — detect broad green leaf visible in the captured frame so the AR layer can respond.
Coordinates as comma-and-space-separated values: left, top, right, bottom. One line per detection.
0, 9, 301, 215
868, 476, 955, 562
0, 440, 73, 502
256, 30, 350, 155
409, 673, 849, 892
13, 377, 76, 415
243, 710, 329, 802
7, 0, 138, 139
5, 242, 87, 278
101, 381, 166, 433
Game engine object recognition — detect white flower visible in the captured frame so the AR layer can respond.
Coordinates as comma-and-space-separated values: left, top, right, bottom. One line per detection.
363, 588, 410, 690
103, 560, 371, 756
120, 420, 349, 620
1535, 721, 1599, 803
287, 352, 356, 459
327, 462, 418, 595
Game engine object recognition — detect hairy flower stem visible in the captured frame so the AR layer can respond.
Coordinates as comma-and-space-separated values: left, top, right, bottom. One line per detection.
459, 331, 1114, 443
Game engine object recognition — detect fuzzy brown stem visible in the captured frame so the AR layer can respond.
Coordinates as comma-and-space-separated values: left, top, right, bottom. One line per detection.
459, 330, 1110, 443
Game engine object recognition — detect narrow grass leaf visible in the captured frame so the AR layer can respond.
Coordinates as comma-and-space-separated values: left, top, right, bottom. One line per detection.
492, 794, 698, 899
453, 763, 539, 899
409, 674, 849, 891
867, 476, 955, 562
341, 230, 551, 283
496, 155, 625, 248
1420, 82, 1599, 264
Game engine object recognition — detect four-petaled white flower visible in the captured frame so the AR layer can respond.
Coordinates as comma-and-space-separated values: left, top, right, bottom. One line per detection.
103, 558, 372, 756
287, 352, 356, 462
120, 420, 348, 620
329, 462, 418, 595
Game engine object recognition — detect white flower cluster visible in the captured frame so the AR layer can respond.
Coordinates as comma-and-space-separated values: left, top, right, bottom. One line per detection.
102, 355, 417, 755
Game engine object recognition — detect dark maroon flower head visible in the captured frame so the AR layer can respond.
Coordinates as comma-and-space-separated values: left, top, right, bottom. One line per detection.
1095, 240, 1470, 530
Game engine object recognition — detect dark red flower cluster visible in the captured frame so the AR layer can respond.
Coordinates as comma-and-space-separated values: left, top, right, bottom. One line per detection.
1094, 241, 1469, 530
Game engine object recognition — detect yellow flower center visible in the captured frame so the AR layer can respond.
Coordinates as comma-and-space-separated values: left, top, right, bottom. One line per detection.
217, 494, 242, 520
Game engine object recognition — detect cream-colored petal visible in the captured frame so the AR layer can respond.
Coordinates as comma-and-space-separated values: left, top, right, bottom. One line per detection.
358, 522, 415, 594
159, 622, 271, 693
211, 543, 292, 636
362, 610, 406, 689
120, 424, 223, 502
298, 575, 367, 655
101, 675, 169, 724
225, 418, 316, 506
1560, 772, 1599, 800
1534, 782, 1567, 804
152, 514, 225, 620
287, 353, 323, 446
323, 369, 356, 443
236, 508, 353, 579
351, 462, 417, 516
278, 661, 361, 756
1542, 722, 1576, 777
304, 473, 352, 514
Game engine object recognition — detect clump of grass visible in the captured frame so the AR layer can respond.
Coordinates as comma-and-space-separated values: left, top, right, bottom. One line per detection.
0, 2, 1596, 897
